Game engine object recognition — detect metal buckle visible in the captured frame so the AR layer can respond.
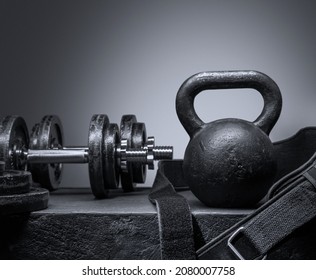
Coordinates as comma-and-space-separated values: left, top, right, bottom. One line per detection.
227, 227, 267, 260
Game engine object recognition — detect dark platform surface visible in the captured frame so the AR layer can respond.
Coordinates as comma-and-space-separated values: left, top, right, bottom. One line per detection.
0, 187, 251, 259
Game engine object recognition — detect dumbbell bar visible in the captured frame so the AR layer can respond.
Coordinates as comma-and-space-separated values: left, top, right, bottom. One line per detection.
0, 114, 173, 198
26, 140, 170, 166
18, 143, 170, 165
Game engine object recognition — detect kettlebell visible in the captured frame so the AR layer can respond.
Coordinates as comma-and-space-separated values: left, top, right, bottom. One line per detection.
176, 71, 282, 207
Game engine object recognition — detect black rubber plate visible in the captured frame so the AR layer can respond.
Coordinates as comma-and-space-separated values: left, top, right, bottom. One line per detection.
103, 123, 120, 190
0, 115, 29, 171
120, 115, 137, 192
0, 170, 31, 195
29, 115, 63, 191
131, 122, 147, 183
0, 186, 49, 215
88, 114, 110, 198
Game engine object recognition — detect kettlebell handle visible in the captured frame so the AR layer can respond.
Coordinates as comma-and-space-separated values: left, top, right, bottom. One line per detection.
176, 70, 282, 137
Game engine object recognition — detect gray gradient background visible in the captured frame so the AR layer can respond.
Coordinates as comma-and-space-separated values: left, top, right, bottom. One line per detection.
1, 0, 316, 188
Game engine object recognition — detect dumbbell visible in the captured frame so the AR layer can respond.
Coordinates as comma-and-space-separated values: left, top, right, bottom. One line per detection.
0, 114, 173, 198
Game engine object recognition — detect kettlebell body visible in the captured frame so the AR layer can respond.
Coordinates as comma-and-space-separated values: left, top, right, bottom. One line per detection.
176, 71, 282, 207
183, 118, 276, 207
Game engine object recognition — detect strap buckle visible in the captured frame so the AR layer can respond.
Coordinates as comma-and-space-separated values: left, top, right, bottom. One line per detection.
227, 227, 267, 260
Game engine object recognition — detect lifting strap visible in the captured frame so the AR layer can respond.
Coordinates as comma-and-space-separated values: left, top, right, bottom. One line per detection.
149, 154, 316, 259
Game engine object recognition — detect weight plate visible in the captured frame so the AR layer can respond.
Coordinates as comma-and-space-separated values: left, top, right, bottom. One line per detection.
120, 115, 137, 192
0, 187, 49, 215
0, 170, 31, 196
104, 123, 120, 190
131, 122, 147, 183
29, 115, 63, 191
0, 115, 29, 171
88, 114, 110, 198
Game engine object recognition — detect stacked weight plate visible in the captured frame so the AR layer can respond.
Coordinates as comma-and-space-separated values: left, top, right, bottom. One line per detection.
0, 116, 49, 215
